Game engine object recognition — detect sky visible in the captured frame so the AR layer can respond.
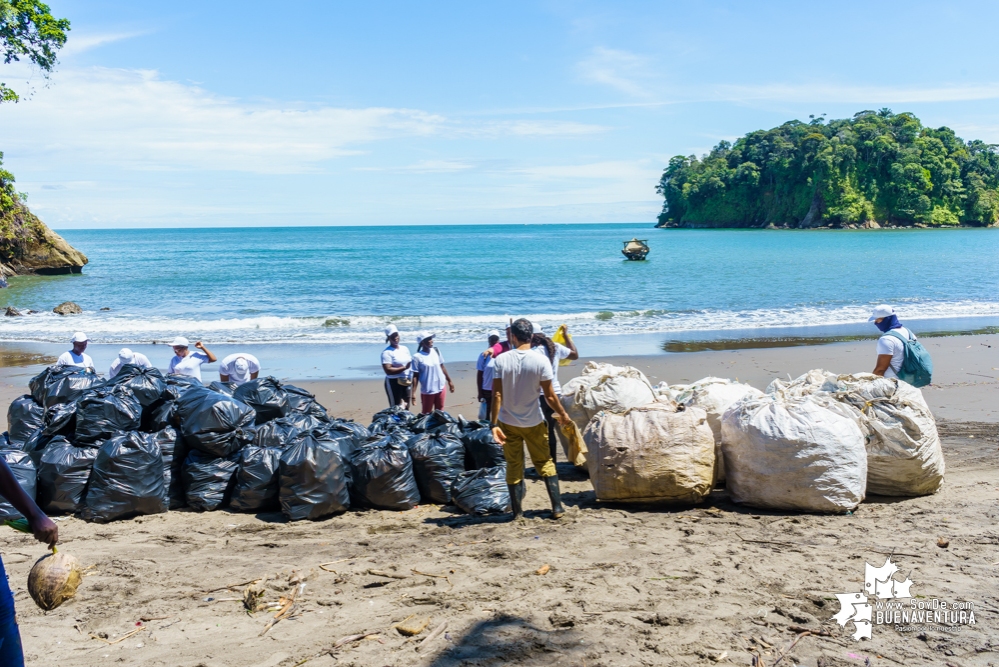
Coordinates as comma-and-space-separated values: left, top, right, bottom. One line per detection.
3, 0, 999, 228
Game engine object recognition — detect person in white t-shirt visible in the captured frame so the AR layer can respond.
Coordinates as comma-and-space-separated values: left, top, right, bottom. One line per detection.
531, 324, 579, 460
218, 353, 261, 386
491, 318, 572, 521
869, 304, 916, 379
476, 330, 502, 420
166, 336, 217, 382
108, 348, 153, 379
381, 324, 413, 409
55, 332, 96, 372
411, 332, 455, 414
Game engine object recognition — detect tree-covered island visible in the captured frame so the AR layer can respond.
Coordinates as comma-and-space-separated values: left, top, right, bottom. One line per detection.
656, 109, 999, 229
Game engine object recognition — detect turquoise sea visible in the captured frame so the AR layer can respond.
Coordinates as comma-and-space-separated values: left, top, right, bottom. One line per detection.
2, 224, 998, 378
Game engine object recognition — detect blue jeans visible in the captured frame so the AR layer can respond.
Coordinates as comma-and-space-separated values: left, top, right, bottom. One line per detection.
0, 555, 24, 667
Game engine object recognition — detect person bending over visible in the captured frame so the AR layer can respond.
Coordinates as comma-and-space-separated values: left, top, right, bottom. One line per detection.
869, 305, 917, 379
218, 353, 261, 386
0, 458, 58, 666
108, 348, 153, 379
490, 318, 572, 520
411, 332, 455, 414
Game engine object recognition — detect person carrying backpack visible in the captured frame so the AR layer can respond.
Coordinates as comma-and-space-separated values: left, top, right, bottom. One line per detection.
869, 305, 933, 387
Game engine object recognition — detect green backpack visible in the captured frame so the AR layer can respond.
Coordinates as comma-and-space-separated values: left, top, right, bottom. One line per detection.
884, 330, 933, 387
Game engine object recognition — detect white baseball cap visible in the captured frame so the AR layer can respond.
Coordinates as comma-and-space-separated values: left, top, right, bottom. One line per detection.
384, 324, 399, 337
234, 357, 250, 374
533, 322, 545, 334
416, 331, 435, 344
118, 348, 135, 364
170, 336, 190, 347
868, 305, 895, 322
71, 332, 89, 343
487, 329, 501, 339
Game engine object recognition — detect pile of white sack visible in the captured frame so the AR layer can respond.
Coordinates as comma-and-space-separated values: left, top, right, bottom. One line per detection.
560, 362, 944, 513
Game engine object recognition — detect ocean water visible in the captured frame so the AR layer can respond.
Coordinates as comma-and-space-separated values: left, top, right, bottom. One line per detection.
2, 224, 999, 349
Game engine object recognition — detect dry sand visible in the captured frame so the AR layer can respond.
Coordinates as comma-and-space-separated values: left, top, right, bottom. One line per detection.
0, 334, 998, 666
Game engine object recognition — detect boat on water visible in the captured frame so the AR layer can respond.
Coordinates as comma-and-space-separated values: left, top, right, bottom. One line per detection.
622, 238, 650, 261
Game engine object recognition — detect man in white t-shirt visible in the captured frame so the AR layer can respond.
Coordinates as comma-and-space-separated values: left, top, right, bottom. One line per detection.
381, 324, 413, 409
218, 353, 261, 386
411, 332, 455, 414
108, 348, 153, 378
491, 318, 572, 520
55, 332, 96, 372
166, 336, 217, 382
869, 304, 915, 379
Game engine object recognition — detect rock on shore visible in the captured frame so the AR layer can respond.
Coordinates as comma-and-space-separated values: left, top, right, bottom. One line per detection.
0, 203, 88, 278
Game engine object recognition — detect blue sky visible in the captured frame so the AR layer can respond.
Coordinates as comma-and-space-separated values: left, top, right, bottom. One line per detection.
3, 0, 999, 228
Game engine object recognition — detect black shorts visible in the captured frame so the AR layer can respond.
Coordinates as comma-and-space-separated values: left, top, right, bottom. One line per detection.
385, 377, 410, 406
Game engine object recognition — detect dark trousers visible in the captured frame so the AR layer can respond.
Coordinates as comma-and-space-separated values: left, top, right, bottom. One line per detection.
0, 555, 24, 667
539, 396, 559, 462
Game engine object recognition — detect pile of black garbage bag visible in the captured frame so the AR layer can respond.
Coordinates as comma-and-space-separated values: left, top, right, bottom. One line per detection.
3, 369, 510, 522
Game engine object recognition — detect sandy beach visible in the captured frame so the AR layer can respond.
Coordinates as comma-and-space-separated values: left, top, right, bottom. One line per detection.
0, 333, 997, 665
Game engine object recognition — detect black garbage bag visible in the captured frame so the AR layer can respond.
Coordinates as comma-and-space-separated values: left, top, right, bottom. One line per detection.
166, 432, 187, 509
208, 380, 238, 396
283, 384, 317, 412
75, 386, 142, 445
253, 417, 304, 449
369, 406, 415, 431
458, 416, 490, 432
347, 435, 420, 510
450, 466, 511, 515
166, 373, 203, 389
144, 398, 178, 432
233, 377, 291, 424
406, 432, 465, 504
0, 449, 36, 520
461, 426, 506, 469
36, 437, 98, 513
7, 395, 44, 447
324, 419, 370, 451
411, 409, 457, 434
230, 445, 282, 512
110, 365, 168, 407
177, 385, 256, 457
31, 366, 105, 408
42, 402, 77, 440
80, 431, 167, 523
182, 450, 239, 511
21, 429, 51, 467
279, 432, 349, 521
153, 426, 180, 499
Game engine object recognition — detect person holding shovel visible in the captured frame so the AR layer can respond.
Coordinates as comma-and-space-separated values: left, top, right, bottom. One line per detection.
0, 458, 58, 666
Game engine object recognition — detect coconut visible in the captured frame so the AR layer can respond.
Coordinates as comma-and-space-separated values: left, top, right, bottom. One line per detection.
27, 551, 83, 611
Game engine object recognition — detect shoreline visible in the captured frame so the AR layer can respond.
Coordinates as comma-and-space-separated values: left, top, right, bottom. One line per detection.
5, 332, 996, 426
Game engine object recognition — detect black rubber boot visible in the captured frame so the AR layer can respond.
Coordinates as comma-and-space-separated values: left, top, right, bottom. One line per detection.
507, 481, 525, 520
543, 475, 565, 519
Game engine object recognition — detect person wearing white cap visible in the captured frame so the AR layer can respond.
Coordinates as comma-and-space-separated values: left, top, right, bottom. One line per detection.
869, 304, 917, 379
166, 336, 217, 382
381, 324, 413, 409
476, 330, 502, 420
108, 348, 153, 379
218, 353, 261, 386
55, 332, 96, 372
411, 331, 455, 414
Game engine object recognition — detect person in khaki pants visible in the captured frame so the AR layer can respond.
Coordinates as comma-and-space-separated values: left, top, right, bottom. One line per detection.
490, 318, 572, 519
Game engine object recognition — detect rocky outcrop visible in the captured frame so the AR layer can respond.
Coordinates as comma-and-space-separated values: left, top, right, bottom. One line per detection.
53, 301, 82, 315
0, 203, 87, 277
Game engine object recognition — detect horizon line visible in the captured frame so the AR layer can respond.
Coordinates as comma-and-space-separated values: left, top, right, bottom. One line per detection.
51, 220, 656, 232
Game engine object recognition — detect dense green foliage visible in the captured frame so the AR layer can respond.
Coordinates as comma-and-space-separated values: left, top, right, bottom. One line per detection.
0, 0, 69, 102
657, 110, 999, 228
0, 151, 38, 256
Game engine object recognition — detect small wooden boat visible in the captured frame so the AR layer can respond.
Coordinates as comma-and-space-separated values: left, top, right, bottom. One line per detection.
622, 238, 650, 261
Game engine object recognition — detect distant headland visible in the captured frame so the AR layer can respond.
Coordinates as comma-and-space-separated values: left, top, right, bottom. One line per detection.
655, 109, 999, 230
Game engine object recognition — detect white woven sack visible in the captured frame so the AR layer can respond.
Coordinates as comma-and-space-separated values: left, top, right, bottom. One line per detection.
561, 361, 657, 432
583, 402, 714, 504
768, 370, 944, 497
721, 392, 867, 512
673, 377, 764, 483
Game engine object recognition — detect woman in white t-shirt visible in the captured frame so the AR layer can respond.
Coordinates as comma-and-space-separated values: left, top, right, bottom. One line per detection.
869, 304, 915, 379
381, 325, 413, 409
167, 336, 217, 382
531, 325, 579, 461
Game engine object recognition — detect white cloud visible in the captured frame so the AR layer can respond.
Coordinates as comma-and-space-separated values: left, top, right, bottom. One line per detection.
577, 47, 656, 98
60, 31, 148, 57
